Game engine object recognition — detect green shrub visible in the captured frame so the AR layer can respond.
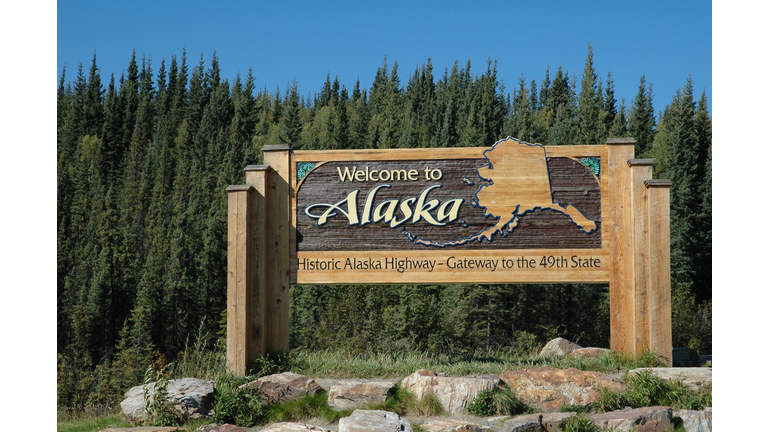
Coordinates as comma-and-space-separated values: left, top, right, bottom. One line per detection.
143, 366, 184, 427
467, 386, 529, 416
212, 375, 268, 427
248, 351, 302, 377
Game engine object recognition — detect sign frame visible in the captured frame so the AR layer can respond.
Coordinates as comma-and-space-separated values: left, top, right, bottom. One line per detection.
225, 137, 672, 375
290, 142, 611, 285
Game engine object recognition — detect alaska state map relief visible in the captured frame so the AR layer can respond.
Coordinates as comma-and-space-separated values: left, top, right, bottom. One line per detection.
410, 137, 598, 247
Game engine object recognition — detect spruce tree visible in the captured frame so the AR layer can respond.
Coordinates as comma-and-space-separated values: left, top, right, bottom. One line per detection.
627, 75, 656, 157
335, 87, 350, 149
603, 72, 618, 137
84, 53, 104, 137
577, 45, 602, 145
693, 89, 712, 301
548, 66, 569, 123
666, 77, 701, 296
539, 65, 551, 110
280, 79, 303, 147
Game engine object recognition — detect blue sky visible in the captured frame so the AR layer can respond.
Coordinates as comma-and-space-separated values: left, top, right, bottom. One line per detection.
57, 0, 712, 116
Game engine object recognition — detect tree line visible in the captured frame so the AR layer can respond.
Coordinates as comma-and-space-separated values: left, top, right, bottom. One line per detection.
57, 46, 711, 411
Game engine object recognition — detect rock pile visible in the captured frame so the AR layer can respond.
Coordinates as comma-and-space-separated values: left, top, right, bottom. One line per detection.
114, 339, 712, 432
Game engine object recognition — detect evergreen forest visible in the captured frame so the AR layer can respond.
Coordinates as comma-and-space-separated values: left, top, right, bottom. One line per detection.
57, 47, 712, 413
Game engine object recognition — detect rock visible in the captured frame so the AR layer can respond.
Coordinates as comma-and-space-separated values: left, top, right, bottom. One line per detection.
496, 412, 578, 432
570, 347, 610, 359
590, 406, 673, 432
628, 367, 712, 392
499, 367, 627, 412
261, 422, 331, 432
672, 348, 701, 367
538, 338, 581, 358
99, 428, 184, 432
674, 408, 712, 432
198, 424, 250, 432
120, 378, 216, 424
419, 419, 488, 432
399, 369, 500, 414
239, 372, 324, 403
495, 414, 541, 432
540, 412, 579, 431
338, 409, 412, 432
635, 419, 673, 432
328, 380, 397, 409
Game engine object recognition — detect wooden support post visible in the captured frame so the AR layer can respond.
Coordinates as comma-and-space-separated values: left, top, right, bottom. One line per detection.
607, 138, 635, 354
226, 184, 255, 376
244, 165, 270, 361
629, 159, 654, 355
262, 145, 291, 354
645, 179, 673, 365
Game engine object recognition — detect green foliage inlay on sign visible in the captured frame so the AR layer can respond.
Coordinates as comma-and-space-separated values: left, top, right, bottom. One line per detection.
580, 157, 600, 177
297, 162, 316, 182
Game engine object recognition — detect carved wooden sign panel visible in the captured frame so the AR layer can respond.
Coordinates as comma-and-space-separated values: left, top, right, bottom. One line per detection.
290, 137, 610, 284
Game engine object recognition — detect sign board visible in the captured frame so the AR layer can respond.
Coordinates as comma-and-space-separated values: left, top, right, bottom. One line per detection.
225, 137, 672, 375
291, 138, 609, 284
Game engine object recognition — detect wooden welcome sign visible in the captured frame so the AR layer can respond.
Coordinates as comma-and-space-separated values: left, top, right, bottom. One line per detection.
226, 137, 671, 375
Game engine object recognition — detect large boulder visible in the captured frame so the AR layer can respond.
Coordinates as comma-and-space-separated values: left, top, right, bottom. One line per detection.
628, 367, 712, 392
328, 380, 397, 409
239, 372, 323, 403
198, 424, 250, 432
495, 414, 541, 432
538, 338, 581, 358
590, 406, 673, 432
399, 369, 500, 414
338, 409, 412, 432
499, 367, 627, 412
261, 422, 331, 432
120, 378, 216, 424
674, 408, 712, 432
570, 347, 610, 359
496, 413, 577, 432
419, 419, 489, 432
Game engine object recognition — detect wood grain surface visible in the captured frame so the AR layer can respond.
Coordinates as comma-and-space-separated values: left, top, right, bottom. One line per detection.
295, 157, 603, 251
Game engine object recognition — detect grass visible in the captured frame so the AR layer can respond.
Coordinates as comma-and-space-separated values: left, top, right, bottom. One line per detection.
367, 386, 444, 416
598, 369, 712, 412
562, 414, 599, 432
267, 392, 352, 424
289, 347, 665, 379
57, 414, 131, 432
